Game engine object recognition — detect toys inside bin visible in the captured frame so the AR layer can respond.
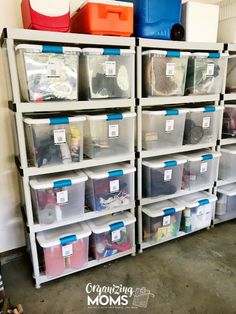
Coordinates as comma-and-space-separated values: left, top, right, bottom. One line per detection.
142, 50, 190, 97
84, 163, 135, 211
216, 183, 236, 220
16, 44, 80, 102
219, 145, 236, 180
222, 105, 236, 138
80, 48, 135, 100
88, 212, 135, 260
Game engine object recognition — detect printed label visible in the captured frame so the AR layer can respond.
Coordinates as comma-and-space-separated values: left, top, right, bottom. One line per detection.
207, 63, 215, 76
62, 244, 73, 257
47, 62, 60, 77
112, 229, 121, 242
54, 129, 66, 145
166, 63, 175, 76
165, 120, 175, 132
200, 162, 208, 173
190, 175, 197, 181
145, 132, 158, 142
164, 169, 172, 182
110, 179, 120, 193
109, 124, 119, 138
163, 215, 171, 226
202, 117, 211, 129
105, 61, 116, 76
56, 190, 68, 204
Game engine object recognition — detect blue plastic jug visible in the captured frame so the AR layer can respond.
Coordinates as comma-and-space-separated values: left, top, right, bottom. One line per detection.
120, 0, 184, 40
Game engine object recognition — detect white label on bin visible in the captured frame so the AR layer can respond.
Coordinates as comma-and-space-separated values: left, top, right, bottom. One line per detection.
62, 244, 73, 257
190, 175, 197, 181
54, 129, 66, 145
145, 132, 158, 142
47, 62, 60, 77
56, 190, 68, 204
200, 162, 208, 173
165, 120, 175, 132
163, 215, 171, 226
105, 61, 116, 76
112, 229, 121, 242
110, 179, 120, 193
108, 124, 119, 138
202, 117, 211, 129
164, 169, 172, 182
197, 206, 204, 216
166, 63, 175, 76
207, 63, 215, 76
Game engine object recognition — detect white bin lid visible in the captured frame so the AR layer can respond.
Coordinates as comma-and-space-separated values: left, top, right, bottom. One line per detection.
191, 52, 228, 58
79, 0, 133, 10
143, 108, 188, 116
187, 106, 223, 113
86, 112, 136, 121
181, 150, 221, 162
221, 145, 236, 155
37, 222, 91, 248
142, 156, 187, 169
177, 192, 217, 209
29, 0, 69, 17
30, 171, 88, 190
87, 211, 136, 234
24, 116, 86, 125
84, 163, 136, 180
82, 48, 135, 55
15, 44, 81, 54
143, 199, 185, 218
142, 50, 190, 57
218, 183, 236, 196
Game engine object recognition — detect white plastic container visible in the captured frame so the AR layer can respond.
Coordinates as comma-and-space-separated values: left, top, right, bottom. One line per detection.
84, 112, 135, 159
37, 222, 91, 277
84, 163, 135, 211
142, 199, 184, 243
184, 106, 223, 145
142, 50, 190, 97
80, 48, 135, 99
222, 105, 236, 137
15, 44, 81, 102
142, 156, 187, 198
218, 0, 236, 43
178, 192, 217, 233
226, 56, 236, 93
87, 211, 135, 260
182, 150, 221, 190
24, 115, 86, 167
182, 2, 219, 43
142, 108, 188, 151
185, 52, 227, 95
219, 145, 236, 180
216, 183, 236, 220
30, 171, 88, 225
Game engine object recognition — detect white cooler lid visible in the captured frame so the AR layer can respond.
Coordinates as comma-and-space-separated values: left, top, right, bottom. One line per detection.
218, 183, 236, 196
143, 108, 188, 116
87, 211, 136, 234
181, 150, 221, 162
37, 222, 91, 248
142, 156, 187, 169
82, 48, 135, 55
15, 44, 81, 54
24, 116, 86, 125
30, 171, 88, 190
86, 112, 136, 121
143, 199, 185, 218
177, 192, 217, 209
221, 145, 236, 155
78, 0, 133, 10
84, 163, 136, 180
29, 0, 70, 17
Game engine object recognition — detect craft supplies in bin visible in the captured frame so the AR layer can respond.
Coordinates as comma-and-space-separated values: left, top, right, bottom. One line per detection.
84, 112, 135, 159
142, 109, 188, 151
185, 52, 227, 95
182, 151, 221, 190
142, 156, 187, 198
142, 199, 184, 243
219, 145, 236, 180
183, 106, 222, 145
80, 48, 134, 100
87, 211, 135, 260
16, 44, 80, 102
24, 115, 85, 167
37, 223, 91, 277
216, 183, 236, 220
179, 192, 217, 233
30, 171, 87, 225
142, 50, 190, 97
226, 57, 236, 93
71, 0, 133, 36
222, 105, 236, 137
84, 163, 135, 211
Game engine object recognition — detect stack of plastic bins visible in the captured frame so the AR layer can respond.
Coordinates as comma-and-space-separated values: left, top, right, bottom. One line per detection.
15, 44, 81, 102
30, 171, 88, 225
84, 163, 136, 211
142, 50, 190, 97
183, 106, 223, 145
181, 150, 221, 190
79, 48, 135, 99
87, 211, 136, 260
216, 183, 236, 220
84, 112, 136, 159
219, 145, 236, 180
222, 105, 236, 138
37, 223, 91, 277
226, 56, 236, 93
24, 115, 86, 167
142, 199, 184, 243
142, 108, 188, 151
178, 192, 217, 233
142, 156, 187, 198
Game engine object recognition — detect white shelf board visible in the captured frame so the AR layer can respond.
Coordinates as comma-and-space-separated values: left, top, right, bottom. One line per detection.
227, 43, 236, 52
224, 93, 236, 101
220, 138, 236, 146
214, 215, 236, 225
217, 178, 236, 187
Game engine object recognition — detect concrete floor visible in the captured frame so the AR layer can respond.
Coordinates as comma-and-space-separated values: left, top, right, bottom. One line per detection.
1, 221, 236, 314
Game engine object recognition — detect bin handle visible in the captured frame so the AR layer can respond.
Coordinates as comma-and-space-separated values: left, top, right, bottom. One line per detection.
99, 6, 126, 19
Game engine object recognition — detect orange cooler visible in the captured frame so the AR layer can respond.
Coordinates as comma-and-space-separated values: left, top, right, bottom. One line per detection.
71, 0, 134, 37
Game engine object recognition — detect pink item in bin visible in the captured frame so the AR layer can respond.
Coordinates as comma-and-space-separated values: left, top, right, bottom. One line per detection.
37, 223, 91, 278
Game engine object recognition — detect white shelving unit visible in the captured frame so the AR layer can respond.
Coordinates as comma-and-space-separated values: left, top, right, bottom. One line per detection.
1, 28, 136, 288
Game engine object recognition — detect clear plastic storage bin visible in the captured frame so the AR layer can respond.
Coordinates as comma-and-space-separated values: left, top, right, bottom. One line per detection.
16, 44, 80, 102
142, 156, 187, 198
178, 192, 217, 233
87, 211, 135, 260
142, 108, 188, 151
30, 171, 88, 225
79, 48, 135, 99
142, 199, 184, 243
182, 150, 221, 190
24, 115, 86, 167
226, 56, 236, 93
219, 145, 236, 180
84, 163, 135, 211
142, 50, 190, 97
84, 112, 135, 159
185, 52, 227, 95
222, 105, 236, 137
216, 183, 236, 220
184, 106, 223, 145
37, 223, 91, 277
